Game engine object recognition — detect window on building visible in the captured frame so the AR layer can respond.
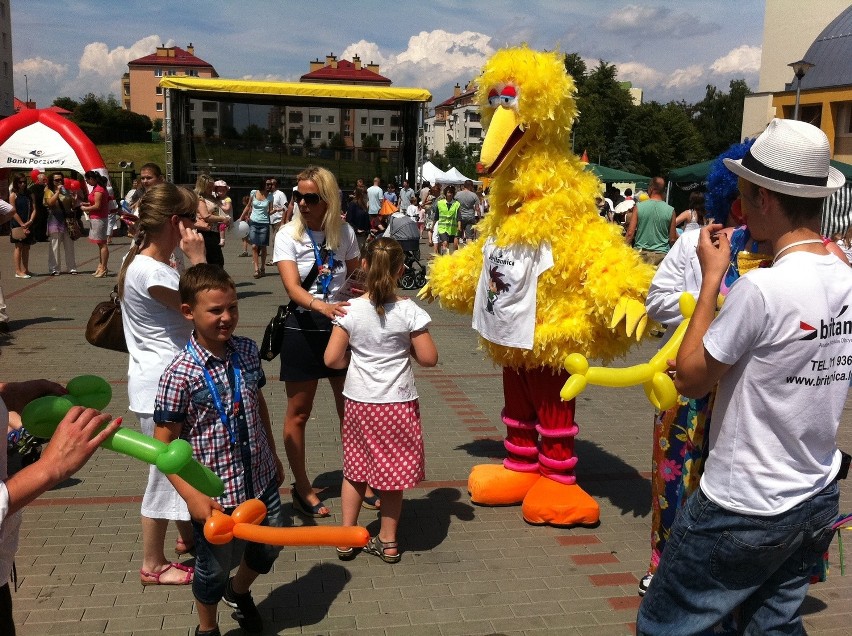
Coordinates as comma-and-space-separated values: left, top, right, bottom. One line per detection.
289, 112, 303, 123
468, 112, 481, 123
375, 133, 384, 141
189, 103, 195, 110
390, 115, 400, 126
327, 115, 335, 124
188, 70, 198, 77
3, 61, 7, 77
328, 132, 335, 140
360, 132, 367, 141
154, 68, 162, 77
202, 102, 217, 112
468, 128, 482, 138
155, 102, 163, 112
360, 117, 367, 125
0, 3, 5, 18
391, 130, 400, 142
372, 117, 385, 126
309, 114, 322, 124
310, 130, 322, 140
202, 118, 217, 129
155, 86, 163, 95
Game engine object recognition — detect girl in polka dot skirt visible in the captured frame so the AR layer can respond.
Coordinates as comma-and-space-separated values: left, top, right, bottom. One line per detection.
324, 237, 438, 563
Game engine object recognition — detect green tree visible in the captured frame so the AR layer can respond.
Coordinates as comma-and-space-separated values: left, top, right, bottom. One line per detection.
563, 53, 587, 90
607, 125, 634, 172
52, 96, 79, 112
74, 93, 103, 124
362, 134, 380, 151
445, 140, 478, 179
242, 124, 265, 141
329, 133, 345, 149
692, 79, 752, 156
573, 61, 635, 164
625, 101, 706, 177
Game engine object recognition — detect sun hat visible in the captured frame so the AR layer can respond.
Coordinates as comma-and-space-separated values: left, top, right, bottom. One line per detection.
213, 179, 229, 189
723, 118, 845, 198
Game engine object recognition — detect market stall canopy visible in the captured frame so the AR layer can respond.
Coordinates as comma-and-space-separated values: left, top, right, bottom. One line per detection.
667, 160, 714, 184
443, 166, 480, 184
585, 163, 650, 186
421, 161, 448, 185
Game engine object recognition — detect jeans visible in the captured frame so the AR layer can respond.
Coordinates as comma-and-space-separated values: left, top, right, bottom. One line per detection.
191, 482, 284, 605
637, 481, 839, 636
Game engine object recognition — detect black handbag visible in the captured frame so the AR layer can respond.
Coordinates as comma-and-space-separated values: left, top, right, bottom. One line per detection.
85, 285, 127, 353
260, 263, 318, 361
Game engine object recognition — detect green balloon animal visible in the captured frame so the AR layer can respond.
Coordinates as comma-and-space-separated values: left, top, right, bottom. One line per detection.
21, 375, 224, 498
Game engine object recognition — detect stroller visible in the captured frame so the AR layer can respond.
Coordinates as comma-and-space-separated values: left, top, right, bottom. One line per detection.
397, 238, 427, 290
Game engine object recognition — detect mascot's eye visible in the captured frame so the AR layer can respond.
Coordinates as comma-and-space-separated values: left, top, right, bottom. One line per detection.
488, 89, 500, 108
498, 86, 518, 107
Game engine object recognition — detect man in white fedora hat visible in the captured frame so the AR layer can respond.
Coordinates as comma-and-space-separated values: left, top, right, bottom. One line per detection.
638, 118, 852, 634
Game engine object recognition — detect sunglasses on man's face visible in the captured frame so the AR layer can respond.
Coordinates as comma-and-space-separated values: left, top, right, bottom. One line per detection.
293, 191, 321, 206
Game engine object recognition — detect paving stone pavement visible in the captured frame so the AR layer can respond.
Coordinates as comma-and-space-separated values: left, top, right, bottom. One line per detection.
2, 236, 851, 635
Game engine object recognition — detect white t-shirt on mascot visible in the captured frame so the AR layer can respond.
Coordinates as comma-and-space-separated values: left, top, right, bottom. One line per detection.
472, 237, 553, 349
701, 252, 852, 516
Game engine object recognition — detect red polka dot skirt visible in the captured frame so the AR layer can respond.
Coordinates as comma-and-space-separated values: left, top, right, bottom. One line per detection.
342, 398, 425, 490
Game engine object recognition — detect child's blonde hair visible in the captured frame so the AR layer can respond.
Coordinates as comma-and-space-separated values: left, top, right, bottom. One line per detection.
364, 238, 404, 316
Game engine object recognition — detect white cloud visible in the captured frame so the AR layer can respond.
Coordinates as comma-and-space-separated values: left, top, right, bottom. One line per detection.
710, 45, 761, 75
241, 73, 293, 83
341, 30, 495, 94
601, 4, 718, 38
14, 57, 68, 80
616, 61, 666, 88
665, 64, 705, 89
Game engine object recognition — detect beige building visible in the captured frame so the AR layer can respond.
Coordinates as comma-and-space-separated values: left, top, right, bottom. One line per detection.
423, 82, 482, 157
123, 43, 226, 135
741, 0, 850, 141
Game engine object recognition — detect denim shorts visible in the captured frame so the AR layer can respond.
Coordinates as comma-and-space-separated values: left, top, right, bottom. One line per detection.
248, 221, 270, 247
637, 481, 839, 635
191, 482, 284, 605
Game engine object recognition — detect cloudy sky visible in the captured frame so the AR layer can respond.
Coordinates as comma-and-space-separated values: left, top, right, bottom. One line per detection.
13, 0, 766, 110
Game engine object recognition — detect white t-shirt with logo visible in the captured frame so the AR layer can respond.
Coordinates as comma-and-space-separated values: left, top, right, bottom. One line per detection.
335, 297, 431, 403
701, 252, 852, 515
472, 237, 553, 350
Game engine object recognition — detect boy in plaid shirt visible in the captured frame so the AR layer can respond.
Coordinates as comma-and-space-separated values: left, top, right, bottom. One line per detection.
154, 264, 285, 636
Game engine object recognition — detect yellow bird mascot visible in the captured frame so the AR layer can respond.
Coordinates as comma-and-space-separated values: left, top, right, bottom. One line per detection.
423, 46, 655, 527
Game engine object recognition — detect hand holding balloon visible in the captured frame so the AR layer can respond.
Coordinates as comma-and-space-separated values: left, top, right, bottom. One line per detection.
21, 375, 225, 497
204, 499, 370, 548
561, 293, 696, 410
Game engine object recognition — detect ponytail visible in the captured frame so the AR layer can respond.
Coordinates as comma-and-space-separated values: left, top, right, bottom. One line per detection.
364, 237, 404, 316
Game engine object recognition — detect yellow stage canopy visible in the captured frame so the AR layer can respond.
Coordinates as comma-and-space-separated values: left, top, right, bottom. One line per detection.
160, 77, 431, 104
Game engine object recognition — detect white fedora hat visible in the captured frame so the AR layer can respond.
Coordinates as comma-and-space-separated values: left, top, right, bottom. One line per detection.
723, 118, 845, 198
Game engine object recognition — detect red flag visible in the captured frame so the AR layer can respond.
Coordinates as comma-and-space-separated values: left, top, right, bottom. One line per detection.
581, 149, 589, 163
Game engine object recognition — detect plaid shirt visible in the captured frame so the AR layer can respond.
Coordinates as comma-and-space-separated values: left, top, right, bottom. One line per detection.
154, 333, 277, 508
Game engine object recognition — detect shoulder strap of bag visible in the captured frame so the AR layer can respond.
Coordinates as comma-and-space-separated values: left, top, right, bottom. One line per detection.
285, 261, 319, 312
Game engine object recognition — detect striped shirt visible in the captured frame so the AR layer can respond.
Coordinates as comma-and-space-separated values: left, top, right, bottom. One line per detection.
154, 333, 276, 508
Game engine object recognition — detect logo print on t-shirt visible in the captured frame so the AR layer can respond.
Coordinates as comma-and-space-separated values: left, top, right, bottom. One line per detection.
799, 321, 817, 341
485, 265, 511, 314
799, 306, 852, 341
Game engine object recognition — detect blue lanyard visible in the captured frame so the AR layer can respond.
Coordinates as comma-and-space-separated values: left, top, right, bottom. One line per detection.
306, 229, 335, 300
186, 343, 242, 446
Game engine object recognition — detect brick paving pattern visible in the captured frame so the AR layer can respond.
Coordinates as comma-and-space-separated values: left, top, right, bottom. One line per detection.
2, 237, 851, 635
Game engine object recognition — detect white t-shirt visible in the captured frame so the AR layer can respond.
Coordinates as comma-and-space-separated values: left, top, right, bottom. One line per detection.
645, 228, 702, 345
406, 203, 419, 220
121, 255, 192, 413
701, 252, 852, 515
272, 222, 360, 301
472, 237, 553, 349
334, 297, 431, 403
0, 397, 21, 587
270, 189, 288, 224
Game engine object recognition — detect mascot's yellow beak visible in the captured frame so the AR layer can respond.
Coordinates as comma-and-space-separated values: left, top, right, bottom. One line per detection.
477, 106, 528, 177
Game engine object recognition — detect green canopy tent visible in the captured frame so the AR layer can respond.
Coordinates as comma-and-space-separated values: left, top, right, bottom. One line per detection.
666, 160, 714, 212
585, 163, 650, 187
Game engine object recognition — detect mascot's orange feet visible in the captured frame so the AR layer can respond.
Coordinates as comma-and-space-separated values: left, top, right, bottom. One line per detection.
521, 476, 600, 527
468, 464, 541, 506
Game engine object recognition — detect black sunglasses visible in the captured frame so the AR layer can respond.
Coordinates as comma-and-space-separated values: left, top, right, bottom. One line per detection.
293, 191, 321, 205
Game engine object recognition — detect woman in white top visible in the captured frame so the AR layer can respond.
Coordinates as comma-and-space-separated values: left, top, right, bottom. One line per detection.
273, 166, 361, 517
674, 191, 706, 235
118, 183, 206, 585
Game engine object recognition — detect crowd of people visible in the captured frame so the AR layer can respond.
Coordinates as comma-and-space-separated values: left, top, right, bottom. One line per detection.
3, 117, 852, 635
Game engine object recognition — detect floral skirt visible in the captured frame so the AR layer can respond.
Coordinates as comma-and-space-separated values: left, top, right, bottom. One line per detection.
648, 390, 714, 574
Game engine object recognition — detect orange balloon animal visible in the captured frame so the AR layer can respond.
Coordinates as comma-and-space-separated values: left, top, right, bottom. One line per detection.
204, 499, 370, 548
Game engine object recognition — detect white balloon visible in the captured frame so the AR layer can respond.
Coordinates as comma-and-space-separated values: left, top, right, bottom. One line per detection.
232, 220, 249, 239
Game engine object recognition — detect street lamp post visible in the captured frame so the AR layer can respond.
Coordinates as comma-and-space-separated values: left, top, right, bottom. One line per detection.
23, 74, 28, 103
788, 59, 814, 121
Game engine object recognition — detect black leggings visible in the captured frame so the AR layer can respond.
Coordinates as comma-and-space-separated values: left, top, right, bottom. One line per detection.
0, 583, 15, 636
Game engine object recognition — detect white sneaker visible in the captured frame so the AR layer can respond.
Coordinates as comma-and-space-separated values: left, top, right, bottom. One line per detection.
638, 573, 653, 596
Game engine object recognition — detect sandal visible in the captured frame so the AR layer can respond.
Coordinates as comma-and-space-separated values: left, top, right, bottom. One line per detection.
361, 494, 381, 511
175, 537, 196, 556
363, 536, 400, 564
291, 487, 330, 518
336, 547, 357, 561
253, 269, 261, 279
140, 562, 194, 586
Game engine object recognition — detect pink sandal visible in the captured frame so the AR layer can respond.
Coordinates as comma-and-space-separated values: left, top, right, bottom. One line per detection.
140, 562, 194, 586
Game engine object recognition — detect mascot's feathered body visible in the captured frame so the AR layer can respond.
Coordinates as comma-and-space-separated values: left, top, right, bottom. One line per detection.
425, 46, 655, 526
